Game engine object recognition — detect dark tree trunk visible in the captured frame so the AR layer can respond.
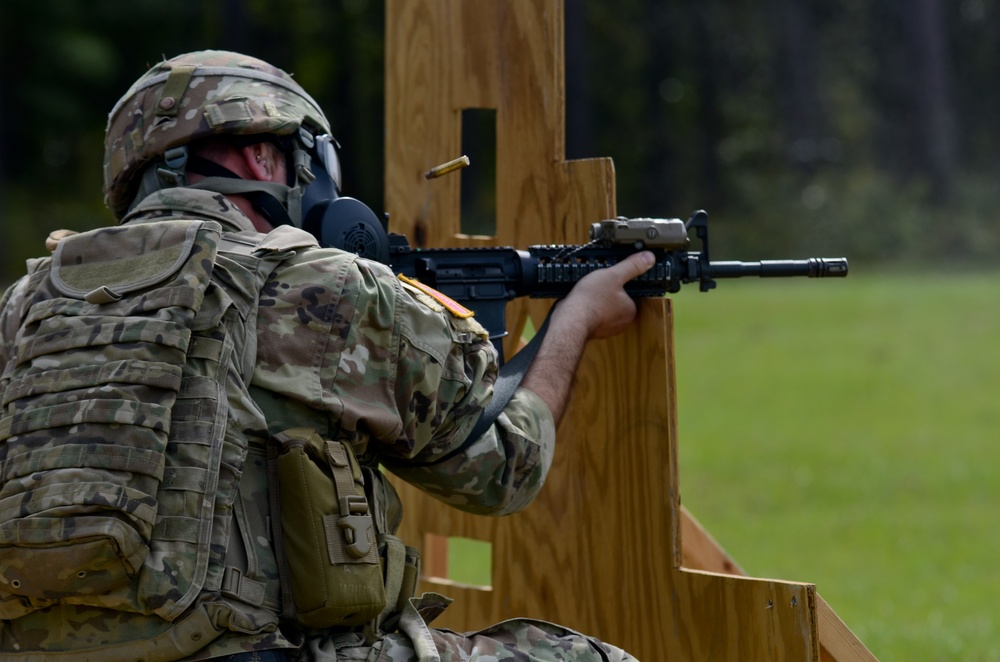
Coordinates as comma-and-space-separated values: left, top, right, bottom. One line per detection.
640, 1, 677, 212
773, 0, 827, 174
691, 5, 724, 204
904, 0, 956, 202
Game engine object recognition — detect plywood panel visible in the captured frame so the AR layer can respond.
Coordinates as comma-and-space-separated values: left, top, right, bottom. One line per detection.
384, 0, 872, 659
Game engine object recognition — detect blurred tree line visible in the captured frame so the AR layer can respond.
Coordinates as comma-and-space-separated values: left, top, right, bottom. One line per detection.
1, 0, 997, 288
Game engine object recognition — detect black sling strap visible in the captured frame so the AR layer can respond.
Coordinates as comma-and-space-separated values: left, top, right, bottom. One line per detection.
404, 308, 555, 468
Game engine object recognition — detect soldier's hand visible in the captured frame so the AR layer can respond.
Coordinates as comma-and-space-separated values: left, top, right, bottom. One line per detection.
45, 229, 78, 252
521, 251, 655, 423
557, 250, 655, 340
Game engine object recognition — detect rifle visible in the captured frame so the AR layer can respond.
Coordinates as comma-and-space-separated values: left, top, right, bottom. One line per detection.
386, 210, 848, 359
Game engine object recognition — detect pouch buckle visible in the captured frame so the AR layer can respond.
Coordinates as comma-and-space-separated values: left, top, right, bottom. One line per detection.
339, 495, 373, 559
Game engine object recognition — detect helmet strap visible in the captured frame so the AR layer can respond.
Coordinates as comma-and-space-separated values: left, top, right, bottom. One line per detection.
127, 136, 316, 230
158, 146, 190, 187
187, 174, 297, 228
184, 139, 314, 229
126, 146, 190, 216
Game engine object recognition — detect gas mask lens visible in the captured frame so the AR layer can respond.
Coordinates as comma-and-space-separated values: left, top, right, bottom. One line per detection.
314, 134, 342, 194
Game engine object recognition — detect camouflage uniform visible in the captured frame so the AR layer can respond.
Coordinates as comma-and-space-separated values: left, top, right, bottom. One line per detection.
0, 188, 634, 661
0, 49, 636, 660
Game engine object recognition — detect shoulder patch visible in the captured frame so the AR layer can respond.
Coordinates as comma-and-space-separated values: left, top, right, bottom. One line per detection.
397, 274, 474, 318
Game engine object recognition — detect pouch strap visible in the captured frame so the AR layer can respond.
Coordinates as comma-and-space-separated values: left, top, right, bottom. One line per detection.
266, 440, 297, 622
220, 566, 267, 607
324, 440, 378, 565
370, 533, 407, 636
397, 546, 421, 614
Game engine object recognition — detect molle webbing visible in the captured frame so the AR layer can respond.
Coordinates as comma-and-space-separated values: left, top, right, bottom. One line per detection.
0, 219, 317, 661
0, 220, 223, 621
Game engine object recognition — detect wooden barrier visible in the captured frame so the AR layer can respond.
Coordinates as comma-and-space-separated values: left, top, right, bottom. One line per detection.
384, 1, 876, 659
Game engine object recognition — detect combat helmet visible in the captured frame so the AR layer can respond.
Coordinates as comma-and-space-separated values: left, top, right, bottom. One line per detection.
104, 50, 388, 261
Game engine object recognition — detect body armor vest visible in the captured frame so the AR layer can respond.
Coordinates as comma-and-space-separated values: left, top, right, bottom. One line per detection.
0, 219, 289, 658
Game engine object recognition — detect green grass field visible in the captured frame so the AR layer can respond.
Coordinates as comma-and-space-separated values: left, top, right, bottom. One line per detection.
672, 269, 1000, 661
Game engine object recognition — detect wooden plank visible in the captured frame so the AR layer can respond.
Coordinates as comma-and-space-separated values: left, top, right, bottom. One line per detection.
388, 298, 823, 659
672, 570, 818, 661
451, 0, 501, 109
385, 0, 461, 244
421, 532, 450, 581
817, 595, 880, 662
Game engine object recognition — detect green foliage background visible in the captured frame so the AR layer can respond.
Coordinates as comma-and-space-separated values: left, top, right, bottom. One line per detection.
2, 0, 999, 280
1, 0, 998, 659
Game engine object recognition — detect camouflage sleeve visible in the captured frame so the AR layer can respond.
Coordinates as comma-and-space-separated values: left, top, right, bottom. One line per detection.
383, 388, 556, 516
253, 247, 556, 516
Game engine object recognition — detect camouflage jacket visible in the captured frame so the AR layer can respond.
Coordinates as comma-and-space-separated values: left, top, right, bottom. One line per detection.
0, 189, 555, 659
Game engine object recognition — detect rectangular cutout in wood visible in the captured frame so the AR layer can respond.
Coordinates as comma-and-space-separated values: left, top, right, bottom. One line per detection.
423, 532, 493, 590
459, 108, 497, 238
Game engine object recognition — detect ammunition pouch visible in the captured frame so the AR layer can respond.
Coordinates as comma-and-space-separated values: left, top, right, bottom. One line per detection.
272, 428, 422, 630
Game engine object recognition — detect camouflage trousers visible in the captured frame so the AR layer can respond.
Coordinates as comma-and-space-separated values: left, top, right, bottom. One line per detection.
375, 620, 637, 661
300, 594, 637, 662
306, 620, 636, 662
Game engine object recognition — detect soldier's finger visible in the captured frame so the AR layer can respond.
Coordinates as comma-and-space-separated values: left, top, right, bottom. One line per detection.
608, 251, 655, 285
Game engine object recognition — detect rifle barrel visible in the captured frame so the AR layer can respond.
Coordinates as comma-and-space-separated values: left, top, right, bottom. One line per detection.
707, 258, 848, 279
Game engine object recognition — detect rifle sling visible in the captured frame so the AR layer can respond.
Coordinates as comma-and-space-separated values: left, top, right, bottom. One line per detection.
468, 308, 553, 442
405, 308, 555, 468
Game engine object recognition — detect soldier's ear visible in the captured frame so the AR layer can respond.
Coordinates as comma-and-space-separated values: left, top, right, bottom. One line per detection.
241, 143, 277, 182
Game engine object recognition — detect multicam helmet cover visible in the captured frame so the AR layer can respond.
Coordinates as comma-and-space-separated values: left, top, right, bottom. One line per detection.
103, 50, 331, 219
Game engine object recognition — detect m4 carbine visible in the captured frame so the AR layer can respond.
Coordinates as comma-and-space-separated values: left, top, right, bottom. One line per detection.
386, 210, 848, 355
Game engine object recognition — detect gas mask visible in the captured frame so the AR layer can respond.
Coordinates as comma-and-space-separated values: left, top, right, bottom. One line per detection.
298, 133, 390, 263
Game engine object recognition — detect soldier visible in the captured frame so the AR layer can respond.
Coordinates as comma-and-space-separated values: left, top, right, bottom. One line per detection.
0, 51, 649, 661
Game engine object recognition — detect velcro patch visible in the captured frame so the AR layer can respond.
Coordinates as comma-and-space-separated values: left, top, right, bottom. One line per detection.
397, 274, 474, 319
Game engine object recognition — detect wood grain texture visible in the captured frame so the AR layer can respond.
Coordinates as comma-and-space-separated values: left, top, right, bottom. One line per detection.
384, 1, 872, 659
